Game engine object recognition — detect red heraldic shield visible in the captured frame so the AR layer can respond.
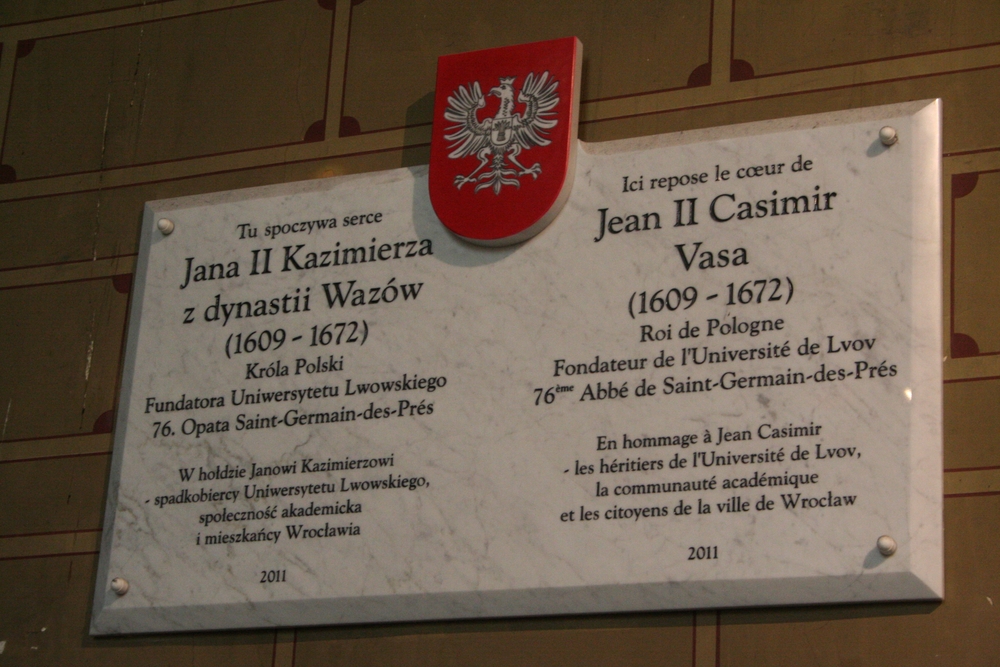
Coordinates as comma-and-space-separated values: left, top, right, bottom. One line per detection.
429, 37, 583, 246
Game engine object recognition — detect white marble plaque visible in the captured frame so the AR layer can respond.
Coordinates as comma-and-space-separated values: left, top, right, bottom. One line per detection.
92, 101, 942, 634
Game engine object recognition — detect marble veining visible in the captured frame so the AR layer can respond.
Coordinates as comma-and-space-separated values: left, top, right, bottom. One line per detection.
92, 100, 942, 634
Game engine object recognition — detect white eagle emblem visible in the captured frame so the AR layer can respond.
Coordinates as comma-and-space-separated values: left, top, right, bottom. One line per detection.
444, 72, 559, 194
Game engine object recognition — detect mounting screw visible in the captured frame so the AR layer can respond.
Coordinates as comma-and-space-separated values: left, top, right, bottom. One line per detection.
877, 535, 897, 557
879, 126, 898, 146
110, 577, 129, 595
157, 218, 175, 235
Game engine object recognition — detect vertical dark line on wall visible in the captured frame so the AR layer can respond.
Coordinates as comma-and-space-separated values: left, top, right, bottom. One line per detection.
321, 4, 338, 123
691, 611, 698, 666
948, 172, 982, 357
707, 0, 715, 69
949, 190, 956, 345
729, 0, 737, 65
0, 43, 25, 178
104, 273, 135, 452
715, 610, 721, 667
338, 3, 357, 135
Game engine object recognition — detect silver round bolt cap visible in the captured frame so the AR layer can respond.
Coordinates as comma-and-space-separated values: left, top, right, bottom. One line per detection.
156, 218, 175, 235
879, 126, 898, 146
876, 535, 897, 557
110, 577, 129, 595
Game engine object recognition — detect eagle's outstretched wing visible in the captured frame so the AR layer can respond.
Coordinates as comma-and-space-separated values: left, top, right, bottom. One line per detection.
443, 82, 492, 159
511, 71, 559, 149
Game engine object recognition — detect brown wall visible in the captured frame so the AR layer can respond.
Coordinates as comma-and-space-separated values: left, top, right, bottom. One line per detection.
1, 1, 999, 665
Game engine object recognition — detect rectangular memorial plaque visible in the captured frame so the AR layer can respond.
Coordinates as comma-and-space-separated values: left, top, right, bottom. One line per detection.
92, 100, 942, 634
